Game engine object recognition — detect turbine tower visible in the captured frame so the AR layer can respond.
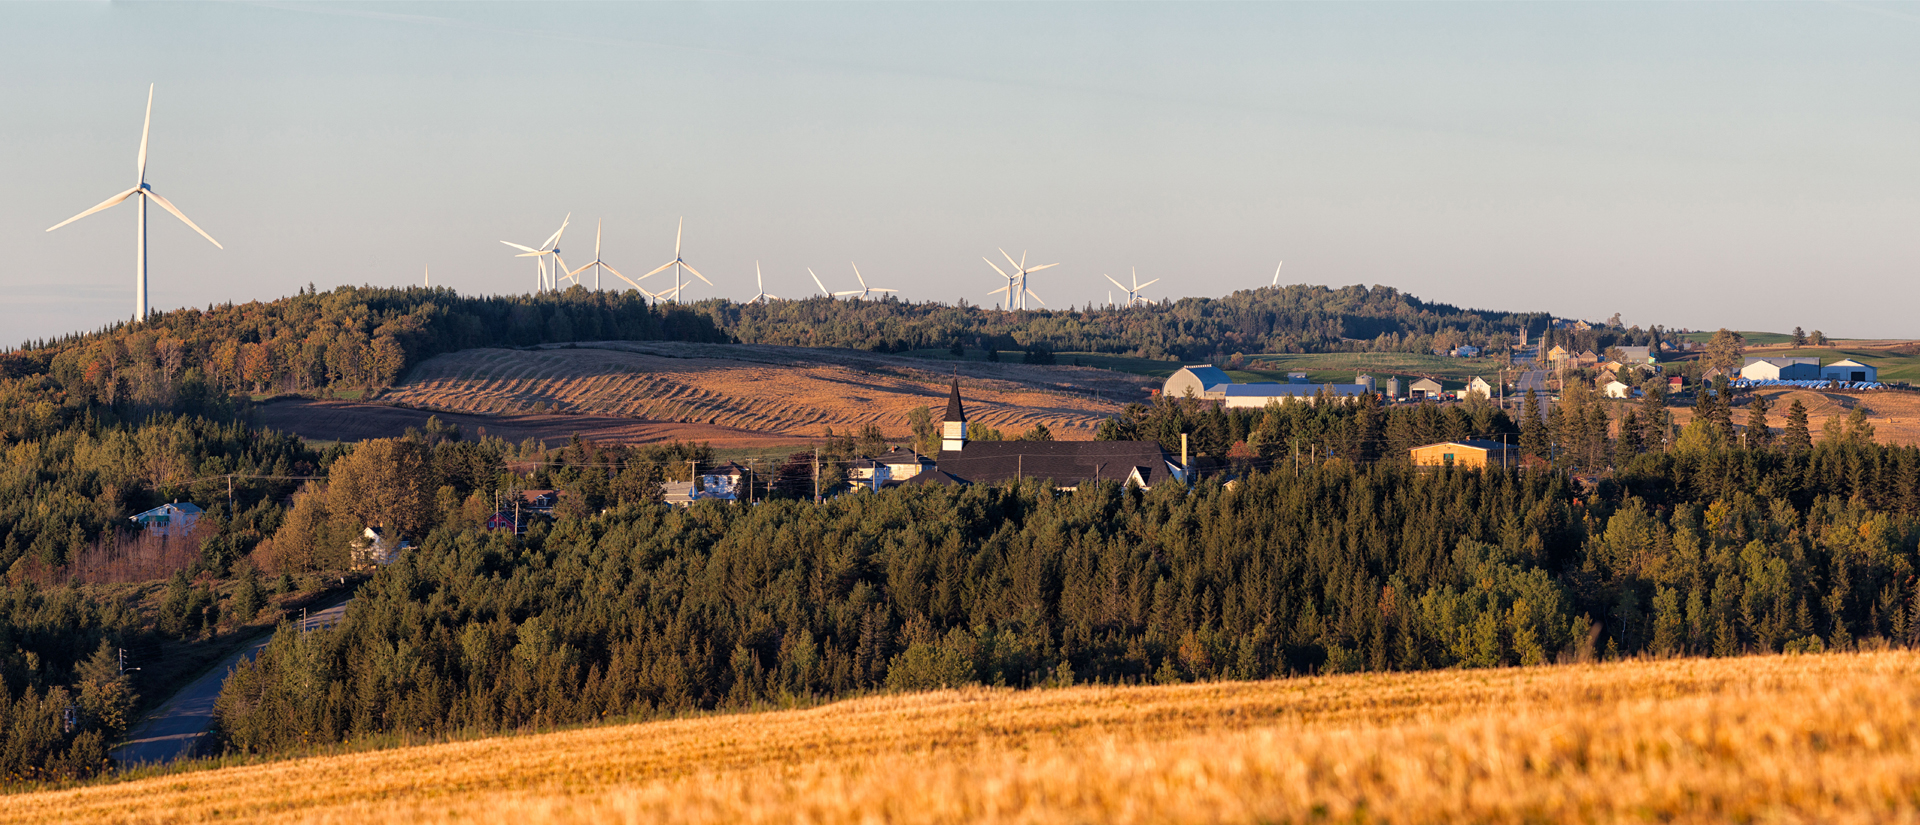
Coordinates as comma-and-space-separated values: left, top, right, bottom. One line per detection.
47, 84, 222, 323
502, 214, 570, 292
846, 263, 897, 300
568, 220, 630, 291
984, 248, 1055, 310
748, 262, 780, 304
1103, 268, 1160, 307
636, 218, 712, 302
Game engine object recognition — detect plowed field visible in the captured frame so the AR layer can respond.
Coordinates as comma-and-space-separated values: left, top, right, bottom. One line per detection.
1671, 388, 1920, 446
376, 341, 1151, 440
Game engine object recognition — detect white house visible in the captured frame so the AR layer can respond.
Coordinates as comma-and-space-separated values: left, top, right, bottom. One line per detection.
349, 526, 410, 568
1822, 359, 1877, 383
1603, 380, 1636, 399
1452, 345, 1482, 358
1740, 357, 1821, 381
1465, 376, 1496, 398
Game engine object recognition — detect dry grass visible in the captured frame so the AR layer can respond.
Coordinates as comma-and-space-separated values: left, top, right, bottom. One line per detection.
376, 341, 1151, 440
1669, 387, 1920, 447
17, 651, 1920, 824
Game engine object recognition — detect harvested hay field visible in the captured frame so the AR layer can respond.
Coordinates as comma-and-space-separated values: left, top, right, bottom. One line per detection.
20, 651, 1920, 824
378, 341, 1152, 440
1672, 388, 1920, 447
251, 399, 822, 449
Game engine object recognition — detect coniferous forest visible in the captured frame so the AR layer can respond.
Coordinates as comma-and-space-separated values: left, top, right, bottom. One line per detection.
0, 288, 1913, 782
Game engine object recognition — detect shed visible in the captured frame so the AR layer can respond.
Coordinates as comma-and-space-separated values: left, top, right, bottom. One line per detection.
1163, 365, 1232, 400
1409, 440, 1517, 470
1220, 383, 1369, 409
1822, 359, 1877, 383
1740, 357, 1820, 381
1407, 377, 1444, 400
129, 502, 203, 538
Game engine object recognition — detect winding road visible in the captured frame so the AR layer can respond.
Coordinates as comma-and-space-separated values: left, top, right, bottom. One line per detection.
111, 597, 353, 766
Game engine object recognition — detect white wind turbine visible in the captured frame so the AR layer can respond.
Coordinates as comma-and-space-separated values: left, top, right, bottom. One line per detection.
846, 263, 897, 300
984, 248, 1055, 310
809, 267, 860, 299
568, 220, 633, 292
47, 84, 222, 323
748, 262, 781, 304
637, 218, 712, 302
501, 214, 570, 292
1271, 260, 1284, 286
1103, 268, 1160, 307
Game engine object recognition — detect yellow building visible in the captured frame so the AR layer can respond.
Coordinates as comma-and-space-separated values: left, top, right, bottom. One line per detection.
1409, 440, 1517, 470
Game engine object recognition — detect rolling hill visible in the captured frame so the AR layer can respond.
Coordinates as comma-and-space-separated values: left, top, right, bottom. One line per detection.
15, 651, 1920, 824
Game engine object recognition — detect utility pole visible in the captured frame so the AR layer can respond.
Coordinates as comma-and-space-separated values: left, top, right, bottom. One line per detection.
813, 446, 820, 504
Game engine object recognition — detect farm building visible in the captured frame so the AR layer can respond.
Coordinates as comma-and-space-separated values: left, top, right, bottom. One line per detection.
1162, 365, 1232, 400
1823, 359, 1877, 383
1603, 380, 1637, 399
129, 502, 202, 538
1740, 357, 1821, 381
1220, 383, 1369, 409
1452, 345, 1481, 358
933, 380, 1185, 489
1409, 440, 1518, 470
1407, 377, 1444, 400
1615, 346, 1654, 364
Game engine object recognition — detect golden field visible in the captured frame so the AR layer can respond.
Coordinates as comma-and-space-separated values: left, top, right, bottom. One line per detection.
14, 651, 1920, 824
379, 340, 1153, 440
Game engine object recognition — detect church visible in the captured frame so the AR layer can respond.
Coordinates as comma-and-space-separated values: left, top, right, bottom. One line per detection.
907, 379, 1186, 490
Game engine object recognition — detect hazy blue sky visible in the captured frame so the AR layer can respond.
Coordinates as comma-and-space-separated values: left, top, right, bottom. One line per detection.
4, 2, 1917, 343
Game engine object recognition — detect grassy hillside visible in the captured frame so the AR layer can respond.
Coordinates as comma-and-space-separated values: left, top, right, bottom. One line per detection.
19, 652, 1920, 824
906, 349, 1508, 383
1679, 330, 1799, 346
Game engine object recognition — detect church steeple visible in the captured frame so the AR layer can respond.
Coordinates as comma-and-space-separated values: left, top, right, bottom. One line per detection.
941, 377, 967, 452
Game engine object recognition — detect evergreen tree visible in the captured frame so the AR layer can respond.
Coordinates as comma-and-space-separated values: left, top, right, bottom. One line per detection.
1782, 399, 1813, 453
1519, 389, 1548, 462
1744, 394, 1773, 450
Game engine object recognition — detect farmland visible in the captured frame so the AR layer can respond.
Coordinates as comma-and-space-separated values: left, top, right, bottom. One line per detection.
906, 348, 1508, 383
17, 651, 1920, 824
369, 341, 1155, 443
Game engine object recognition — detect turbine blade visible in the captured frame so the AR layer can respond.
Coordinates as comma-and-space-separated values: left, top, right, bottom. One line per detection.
755, 261, 763, 290
834, 290, 861, 297
871, 289, 897, 293
1273, 261, 1283, 285
138, 84, 153, 182
1103, 273, 1127, 291
1025, 289, 1046, 306
612, 269, 645, 291
680, 261, 713, 285
144, 188, 222, 248
639, 261, 677, 280
501, 241, 540, 253
47, 186, 141, 232
1137, 278, 1160, 289
675, 217, 683, 257
1027, 262, 1058, 273
851, 262, 867, 289
809, 268, 828, 294
987, 285, 1010, 297
1000, 248, 1020, 270
552, 253, 573, 277
983, 257, 1010, 278
599, 262, 627, 280
516, 250, 551, 258
595, 219, 602, 256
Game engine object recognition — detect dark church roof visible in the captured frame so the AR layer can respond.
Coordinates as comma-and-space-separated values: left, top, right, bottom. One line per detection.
935, 440, 1178, 488
943, 378, 966, 423
897, 467, 965, 486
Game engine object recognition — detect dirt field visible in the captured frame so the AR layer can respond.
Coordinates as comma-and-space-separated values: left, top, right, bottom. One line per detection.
1670, 388, 1920, 446
250, 398, 824, 449
375, 341, 1153, 441
17, 651, 1920, 824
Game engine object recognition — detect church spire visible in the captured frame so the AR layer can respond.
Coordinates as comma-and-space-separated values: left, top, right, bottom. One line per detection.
941, 377, 968, 452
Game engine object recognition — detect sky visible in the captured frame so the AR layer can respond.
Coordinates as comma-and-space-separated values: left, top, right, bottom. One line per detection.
3, 2, 1917, 344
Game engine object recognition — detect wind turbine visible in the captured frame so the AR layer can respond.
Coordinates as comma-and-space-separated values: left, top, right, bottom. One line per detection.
501, 214, 570, 292
568, 220, 631, 292
748, 262, 780, 304
984, 248, 1054, 310
846, 263, 897, 300
637, 218, 712, 302
1103, 268, 1160, 307
1271, 260, 1284, 287
47, 84, 222, 323
809, 267, 860, 299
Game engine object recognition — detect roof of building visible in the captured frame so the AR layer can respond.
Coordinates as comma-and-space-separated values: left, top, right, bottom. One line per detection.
662, 481, 696, 504
1828, 358, 1873, 368
943, 377, 966, 422
1220, 383, 1368, 398
1414, 439, 1515, 452
935, 441, 1178, 488
1176, 365, 1233, 391
898, 467, 965, 486
130, 502, 204, 520
875, 447, 931, 466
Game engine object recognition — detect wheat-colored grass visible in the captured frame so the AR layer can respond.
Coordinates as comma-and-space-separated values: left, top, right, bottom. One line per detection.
14, 652, 1920, 824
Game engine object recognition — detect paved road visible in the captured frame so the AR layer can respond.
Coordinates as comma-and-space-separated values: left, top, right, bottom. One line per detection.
112, 597, 353, 766
1517, 369, 1552, 395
